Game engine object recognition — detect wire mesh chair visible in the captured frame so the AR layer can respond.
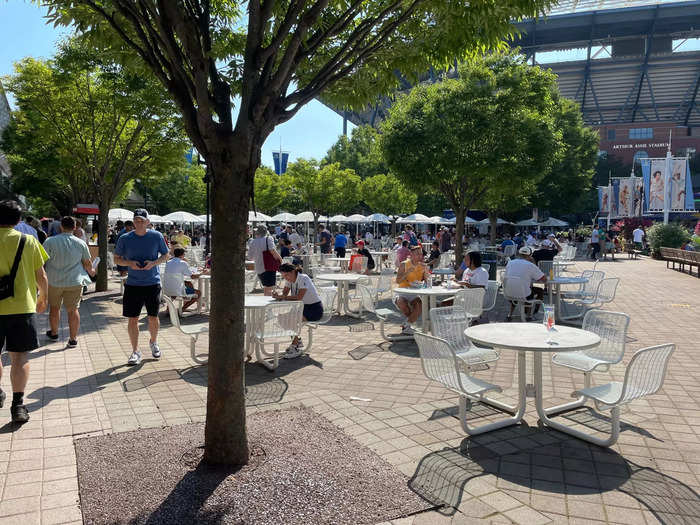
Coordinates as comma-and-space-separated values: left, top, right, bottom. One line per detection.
538, 260, 561, 279
430, 306, 499, 366
561, 277, 619, 320
548, 310, 631, 415
304, 287, 337, 353
414, 332, 512, 436
564, 344, 675, 447
453, 288, 486, 323
561, 270, 604, 300
244, 271, 258, 294
502, 276, 542, 322
253, 301, 304, 370
482, 281, 500, 315
356, 284, 412, 341
162, 296, 209, 364
162, 272, 197, 316
433, 252, 455, 281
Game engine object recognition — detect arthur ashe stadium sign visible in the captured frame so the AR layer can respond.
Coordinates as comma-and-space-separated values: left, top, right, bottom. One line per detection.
611, 142, 669, 150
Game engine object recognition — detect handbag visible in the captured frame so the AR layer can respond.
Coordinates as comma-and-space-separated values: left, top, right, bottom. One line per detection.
0, 234, 26, 301
262, 236, 280, 272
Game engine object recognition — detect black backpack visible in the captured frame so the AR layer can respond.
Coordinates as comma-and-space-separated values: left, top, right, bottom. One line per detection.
0, 234, 26, 301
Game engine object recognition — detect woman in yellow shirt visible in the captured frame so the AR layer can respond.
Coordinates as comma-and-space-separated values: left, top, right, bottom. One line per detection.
395, 245, 429, 334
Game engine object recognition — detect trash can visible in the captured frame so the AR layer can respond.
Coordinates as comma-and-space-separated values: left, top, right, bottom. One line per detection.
481, 251, 498, 281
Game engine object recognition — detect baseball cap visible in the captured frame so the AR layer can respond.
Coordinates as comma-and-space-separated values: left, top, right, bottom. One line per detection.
519, 246, 533, 255
356, 240, 365, 246
133, 209, 149, 220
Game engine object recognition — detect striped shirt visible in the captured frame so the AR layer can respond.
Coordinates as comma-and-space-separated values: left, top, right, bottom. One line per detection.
43, 233, 92, 287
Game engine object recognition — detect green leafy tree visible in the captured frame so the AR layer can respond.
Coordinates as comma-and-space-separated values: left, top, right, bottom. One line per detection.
148, 163, 207, 215
2, 41, 187, 291
324, 125, 386, 179
361, 173, 416, 233
288, 159, 360, 235
382, 52, 563, 263
531, 98, 600, 217
416, 193, 449, 218
646, 222, 691, 256
253, 166, 289, 214
46, 0, 554, 465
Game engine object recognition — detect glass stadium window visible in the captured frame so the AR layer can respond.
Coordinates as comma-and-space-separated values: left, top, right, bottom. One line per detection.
598, 150, 608, 158
629, 128, 653, 139
633, 151, 649, 163
607, 129, 615, 141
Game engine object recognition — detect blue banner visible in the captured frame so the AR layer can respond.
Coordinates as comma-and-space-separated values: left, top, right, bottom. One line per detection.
185, 148, 194, 165
641, 158, 650, 211
611, 179, 619, 218
273, 151, 289, 175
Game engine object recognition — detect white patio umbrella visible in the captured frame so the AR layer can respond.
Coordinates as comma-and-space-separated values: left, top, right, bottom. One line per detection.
396, 213, 432, 224
366, 213, 391, 224
293, 211, 315, 222
478, 217, 510, 225
163, 211, 203, 223
540, 217, 569, 227
270, 211, 297, 222
248, 211, 271, 222
108, 208, 133, 221
516, 218, 539, 226
465, 216, 478, 224
346, 214, 368, 223
328, 214, 348, 222
148, 214, 170, 224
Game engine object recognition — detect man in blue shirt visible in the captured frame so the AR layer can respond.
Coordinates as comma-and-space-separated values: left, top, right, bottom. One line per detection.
334, 229, 348, 258
500, 234, 516, 251
115, 209, 169, 365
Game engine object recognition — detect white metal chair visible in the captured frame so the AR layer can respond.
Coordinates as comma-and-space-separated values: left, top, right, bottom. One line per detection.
548, 310, 631, 415
561, 277, 619, 321
356, 284, 413, 341
498, 245, 516, 265
373, 269, 394, 300
162, 272, 198, 316
548, 344, 675, 447
414, 332, 523, 436
244, 271, 258, 294
561, 270, 604, 301
304, 287, 337, 353
453, 288, 485, 324
430, 306, 499, 366
502, 276, 543, 322
482, 280, 500, 314
433, 252, 454, 281
162, 296, 209, 364
253, 301, 304, 371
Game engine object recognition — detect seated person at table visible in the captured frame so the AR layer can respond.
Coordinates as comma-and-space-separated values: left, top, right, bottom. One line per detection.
273, 263, 323, 359
354, 240, 375, 273
395, 246, 429, 334
164, 248, 202, 311
334, 229, 348, 258
395, 240, 411, 267
504, 247, 546, 320
499, 235, 515, 251
280, 238, 292, 258
425, 241, 441, 269
532, 234, 561, 264
457, 251, 488, 289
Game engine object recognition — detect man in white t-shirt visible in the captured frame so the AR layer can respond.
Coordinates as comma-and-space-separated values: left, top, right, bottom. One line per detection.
286, 226, 303, 250
590, 228, 600, 259
364, 231, 374, 243
504, 247, 546, 320
632, 227, 644, 250
164, 248, 203, 311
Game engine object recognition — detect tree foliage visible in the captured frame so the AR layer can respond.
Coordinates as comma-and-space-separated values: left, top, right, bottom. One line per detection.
148, 163, 207, 215
43, 0, 555, 465
382, 51, 563, 261
647, 222, 691, 255
361, 173, 416, 216
324, 125, 386, 179
2, 40, 188, 289
253, 166, 289, 214
287, 159, 360, 220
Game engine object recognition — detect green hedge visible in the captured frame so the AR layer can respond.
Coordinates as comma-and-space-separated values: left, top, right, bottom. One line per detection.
646, 222, 691, 257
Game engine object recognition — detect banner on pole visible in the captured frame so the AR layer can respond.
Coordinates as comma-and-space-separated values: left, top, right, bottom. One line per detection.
641, 157, 695, 213
617, 178, 634, 217
598, 186, 611, 216
272, 151, 289, 175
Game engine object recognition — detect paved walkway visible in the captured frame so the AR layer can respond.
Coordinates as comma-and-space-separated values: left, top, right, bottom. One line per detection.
0, 256, 698, 524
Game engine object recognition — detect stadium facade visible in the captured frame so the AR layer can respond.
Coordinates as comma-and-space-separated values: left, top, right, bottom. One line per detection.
335, 0, 700, 167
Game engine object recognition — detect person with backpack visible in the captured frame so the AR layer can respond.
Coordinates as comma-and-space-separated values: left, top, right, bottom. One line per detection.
0, 200, 49, 423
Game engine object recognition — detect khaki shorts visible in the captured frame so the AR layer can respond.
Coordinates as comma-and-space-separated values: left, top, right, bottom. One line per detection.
48, 285, 83, 310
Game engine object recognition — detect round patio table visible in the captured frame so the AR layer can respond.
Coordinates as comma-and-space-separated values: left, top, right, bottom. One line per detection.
315, 273, 366, 317
464, 322, 600, 436
547, 276, 588, 320
393, 285, 458, 334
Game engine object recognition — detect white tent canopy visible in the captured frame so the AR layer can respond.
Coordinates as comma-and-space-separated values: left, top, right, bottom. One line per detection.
540, 217, 569, 227
149, 215, 171, 224
515, 218, 539, 226
429, 216, 456, 225
108, 208, 133, 221
345, 214, 368, 223
293, 211, 316, 222
465, 216, 478, 224
478, 218, 511, 225
248, 211, 270, 222
367, 213, 391, 224
328, 214, 348, 222
270, 212, 297, 222
163, 211, 203, 223
397, 213, 432, 224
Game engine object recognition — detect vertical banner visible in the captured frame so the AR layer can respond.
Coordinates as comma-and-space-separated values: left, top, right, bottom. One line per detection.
634, 177, 644, 216
685, 160, 696, 211
670, 159, 686, 210
617, 178, 634, 217
273, 151, 290, 175
598, 186, 610, 215
611, 180, 619, 218
641, 159, 651, 212
648, 159, 666, 211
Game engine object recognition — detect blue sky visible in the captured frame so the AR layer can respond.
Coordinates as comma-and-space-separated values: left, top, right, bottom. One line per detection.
0, 1, 353, 168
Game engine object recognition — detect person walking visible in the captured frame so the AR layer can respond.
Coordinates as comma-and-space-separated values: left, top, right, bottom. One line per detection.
114, 209, 170, 365
0, 200, 49, 423
43, 216, 95, 348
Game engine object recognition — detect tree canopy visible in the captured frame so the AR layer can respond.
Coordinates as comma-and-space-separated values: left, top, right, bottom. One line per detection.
2, 40, 188, 289
148, 163, 207, 215
361, 173, 416, 217
253, 165, 289, 215
381, 51, 564, 262
323, 125, 386, 179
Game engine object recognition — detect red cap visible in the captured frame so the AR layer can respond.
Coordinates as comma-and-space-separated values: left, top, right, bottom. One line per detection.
356, 240, 365, 246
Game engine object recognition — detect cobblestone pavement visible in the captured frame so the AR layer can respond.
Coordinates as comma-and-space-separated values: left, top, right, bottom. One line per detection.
0, 256, 698, 524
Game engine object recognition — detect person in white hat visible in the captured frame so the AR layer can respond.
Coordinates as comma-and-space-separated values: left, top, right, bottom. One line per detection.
503, 246, 547, 320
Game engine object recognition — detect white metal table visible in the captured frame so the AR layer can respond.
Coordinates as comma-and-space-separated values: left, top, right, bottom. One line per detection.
464, 322, 600, 435
315, 273, 366, 317
393, 285, 458, 334
547, 276, 588, 320
369, 251, 392, 269
244, 295, 276, 359
326, 257, 351, 271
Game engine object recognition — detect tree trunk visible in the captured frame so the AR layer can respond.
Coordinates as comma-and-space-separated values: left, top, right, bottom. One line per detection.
489, 211, 498, 244
96, 202, 110, 292
454, 208, 466, 269
203, 139, 253, 466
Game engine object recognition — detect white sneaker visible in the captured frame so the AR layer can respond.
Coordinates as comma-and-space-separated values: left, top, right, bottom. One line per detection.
401, 325, 415, 335
283, 346, 303, 359
150, 341, 161, 358
127, 351, 142, 365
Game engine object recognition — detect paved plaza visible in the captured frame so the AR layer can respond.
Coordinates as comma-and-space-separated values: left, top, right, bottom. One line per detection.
0, 256, 698, 524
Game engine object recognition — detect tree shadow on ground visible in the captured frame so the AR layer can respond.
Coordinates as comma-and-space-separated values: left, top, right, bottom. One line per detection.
409, 407, 698, 523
